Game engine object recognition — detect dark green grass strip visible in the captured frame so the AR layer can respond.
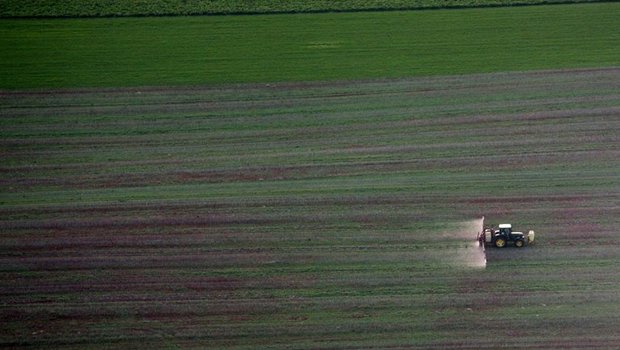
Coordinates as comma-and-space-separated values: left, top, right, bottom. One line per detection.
1, 3, 619, 89
0, 0, 609, 18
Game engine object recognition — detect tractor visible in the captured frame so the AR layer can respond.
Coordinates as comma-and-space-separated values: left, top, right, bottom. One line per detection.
478, 223, 535, 248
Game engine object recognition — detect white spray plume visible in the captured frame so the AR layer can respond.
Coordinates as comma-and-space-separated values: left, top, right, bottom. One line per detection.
450, 217, 486, 269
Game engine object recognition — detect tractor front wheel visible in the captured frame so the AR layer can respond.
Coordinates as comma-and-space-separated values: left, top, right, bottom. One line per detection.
495, 238, 506, 248
515, 239, 524, 248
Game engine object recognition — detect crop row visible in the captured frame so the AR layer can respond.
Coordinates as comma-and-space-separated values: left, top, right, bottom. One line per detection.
1, 68, 619, 348
0, 0, 606, 18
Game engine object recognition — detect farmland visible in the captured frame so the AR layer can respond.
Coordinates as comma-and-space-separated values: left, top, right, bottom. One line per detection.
0, 0, 607, 17
1, 3, 620, 89
2, 1, 620, 349
2, 67, 620, 348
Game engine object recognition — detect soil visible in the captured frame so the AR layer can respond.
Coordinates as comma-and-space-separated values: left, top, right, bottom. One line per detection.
1, 68, 619, 349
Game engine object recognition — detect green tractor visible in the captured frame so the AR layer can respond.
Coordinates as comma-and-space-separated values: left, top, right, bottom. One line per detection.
478, 223, 535, 248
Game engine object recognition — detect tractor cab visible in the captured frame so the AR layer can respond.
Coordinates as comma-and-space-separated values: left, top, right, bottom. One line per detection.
498, 224, 514, 238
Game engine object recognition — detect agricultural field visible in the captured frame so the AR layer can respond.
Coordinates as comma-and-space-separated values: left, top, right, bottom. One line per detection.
0, 0, 606, 17
1, 1, 620, 349
2, 68, 620, 348
1, 3, 619, 89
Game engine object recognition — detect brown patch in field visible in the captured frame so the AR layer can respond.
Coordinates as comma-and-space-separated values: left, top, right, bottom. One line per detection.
0, 214, 286, 231
228, 315, 253, 322
287, 315, 308, 322
187, 277, 243, 292
461, 193, 615, 205
350, 311, 370, 319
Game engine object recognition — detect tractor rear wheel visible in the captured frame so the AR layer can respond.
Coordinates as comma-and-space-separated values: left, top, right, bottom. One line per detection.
515, 239, 524, 248
495, 237, 506, 248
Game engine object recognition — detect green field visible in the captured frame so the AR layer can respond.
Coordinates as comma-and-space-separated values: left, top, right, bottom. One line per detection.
1, 2, 620, 349
1, 3, 619, 89
0, 0, 606, 17
2, 68, 620, 349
